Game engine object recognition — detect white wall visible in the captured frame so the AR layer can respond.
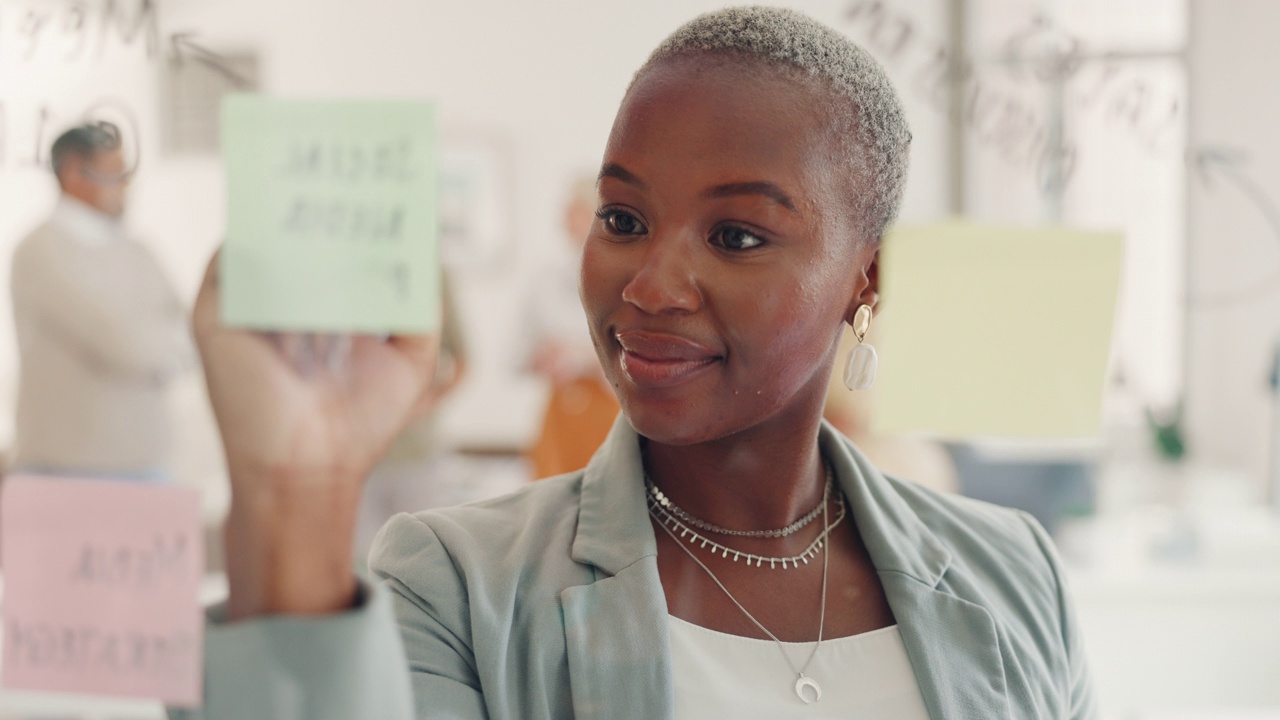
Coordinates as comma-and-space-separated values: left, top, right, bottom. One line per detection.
1185, 0, 1280, 491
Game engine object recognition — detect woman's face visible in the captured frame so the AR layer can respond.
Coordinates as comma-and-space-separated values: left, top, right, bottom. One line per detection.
581, 56, 878, 446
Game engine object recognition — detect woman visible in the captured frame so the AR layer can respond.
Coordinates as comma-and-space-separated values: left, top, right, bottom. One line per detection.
182, 7, 1095, 719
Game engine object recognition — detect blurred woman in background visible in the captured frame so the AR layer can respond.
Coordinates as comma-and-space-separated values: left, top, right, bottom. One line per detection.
524, 175, 619, 479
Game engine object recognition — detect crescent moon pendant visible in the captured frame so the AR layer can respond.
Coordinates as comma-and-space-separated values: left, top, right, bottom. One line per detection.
795, 675, 822, 704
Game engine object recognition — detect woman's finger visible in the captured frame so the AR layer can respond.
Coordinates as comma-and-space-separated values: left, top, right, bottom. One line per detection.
192, 248, 223, 342
387, 333, 441, 415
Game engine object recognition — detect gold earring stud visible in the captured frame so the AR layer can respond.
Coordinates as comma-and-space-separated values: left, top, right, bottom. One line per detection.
852, 304, 873, 343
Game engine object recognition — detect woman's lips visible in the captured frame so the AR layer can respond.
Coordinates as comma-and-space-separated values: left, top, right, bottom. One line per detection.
615, 330, 720, 389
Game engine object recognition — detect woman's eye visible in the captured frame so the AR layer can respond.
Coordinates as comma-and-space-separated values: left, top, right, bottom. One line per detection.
712, 226, 766, 251
598, 209, 646, 236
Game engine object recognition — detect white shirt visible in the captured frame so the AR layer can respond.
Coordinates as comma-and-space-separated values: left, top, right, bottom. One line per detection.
10, 196, 193, 476
668, 616, 931, 719
49, 195, 125, 247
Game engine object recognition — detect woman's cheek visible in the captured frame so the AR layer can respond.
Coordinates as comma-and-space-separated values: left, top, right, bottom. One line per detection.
579, 241, 614, 326
581, 240, 638, 370
759, 292, 830, 390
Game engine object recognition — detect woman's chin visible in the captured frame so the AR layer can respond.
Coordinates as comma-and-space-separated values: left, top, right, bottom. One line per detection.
618, 401, 726, 448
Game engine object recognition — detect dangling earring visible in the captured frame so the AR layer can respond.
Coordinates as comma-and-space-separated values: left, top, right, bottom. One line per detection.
843, 304, 878, 391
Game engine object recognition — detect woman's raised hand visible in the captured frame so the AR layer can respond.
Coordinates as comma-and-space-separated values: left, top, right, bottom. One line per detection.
192, 252, 440, 619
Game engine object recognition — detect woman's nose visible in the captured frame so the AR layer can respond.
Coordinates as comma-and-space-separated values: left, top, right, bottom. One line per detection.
620, 237, 703, 315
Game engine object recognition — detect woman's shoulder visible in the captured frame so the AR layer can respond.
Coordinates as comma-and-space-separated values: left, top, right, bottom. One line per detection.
882, 473, 1064, 593
878, 471, 1077, 666
876, 472, 1090, 711
894, 474, 1041, 538
368, 471, 593, 596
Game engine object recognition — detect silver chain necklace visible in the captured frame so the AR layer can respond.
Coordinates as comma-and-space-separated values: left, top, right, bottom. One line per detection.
648, 489, 846, 569
653, 486, 831, 705
647, 478, 830, 538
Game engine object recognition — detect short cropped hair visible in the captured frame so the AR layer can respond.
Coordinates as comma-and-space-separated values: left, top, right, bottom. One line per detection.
635, 6, 911, 242
50, 122, 122, 178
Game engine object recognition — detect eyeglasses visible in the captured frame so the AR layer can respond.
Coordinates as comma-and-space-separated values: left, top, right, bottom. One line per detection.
79, 165, 134, 185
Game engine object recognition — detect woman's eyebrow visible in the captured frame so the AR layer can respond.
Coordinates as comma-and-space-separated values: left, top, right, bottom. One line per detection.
703, 181, 798, 214
598, 164, 799, 215
598, 162, 646, 189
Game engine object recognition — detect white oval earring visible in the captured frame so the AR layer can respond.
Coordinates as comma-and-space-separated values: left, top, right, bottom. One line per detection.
843, 304, 878, 391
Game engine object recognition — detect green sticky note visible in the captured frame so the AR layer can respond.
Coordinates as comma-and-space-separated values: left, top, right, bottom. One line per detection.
220, 96, 439, 333
872, 221, 1123, 439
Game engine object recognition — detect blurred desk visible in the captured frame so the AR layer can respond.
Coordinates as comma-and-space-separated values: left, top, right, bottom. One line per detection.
1067, 506, 1280, 717
0, 689, 163, 719
1077, 565, 1280, 714
1136, 707, 1280, 712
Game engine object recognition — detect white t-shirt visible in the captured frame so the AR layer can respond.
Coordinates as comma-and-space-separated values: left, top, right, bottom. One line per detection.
668, 616, 931, 719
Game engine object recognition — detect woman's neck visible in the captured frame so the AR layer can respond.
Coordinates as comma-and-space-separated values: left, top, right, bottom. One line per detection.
642, 413, 828, 533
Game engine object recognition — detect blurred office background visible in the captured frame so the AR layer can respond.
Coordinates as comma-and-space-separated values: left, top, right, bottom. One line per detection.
0, 0, 1278, 717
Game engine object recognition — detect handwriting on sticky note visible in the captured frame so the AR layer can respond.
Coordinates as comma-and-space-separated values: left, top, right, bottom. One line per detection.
220, 96, 440, 333
277, 137, 416, 245
1, 476, 204, 706
872, 221, 1123, 440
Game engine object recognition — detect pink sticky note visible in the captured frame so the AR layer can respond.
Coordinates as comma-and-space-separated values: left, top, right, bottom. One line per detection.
1, 476, 204, 707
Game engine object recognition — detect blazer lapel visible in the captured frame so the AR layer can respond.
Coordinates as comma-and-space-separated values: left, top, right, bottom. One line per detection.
880, 573, 1014, 720
561, 416, 674, 720
820, 422, 1014, 720
561, 560, 673, 720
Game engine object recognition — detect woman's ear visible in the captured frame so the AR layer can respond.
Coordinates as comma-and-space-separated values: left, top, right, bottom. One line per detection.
845, 246, 880, 325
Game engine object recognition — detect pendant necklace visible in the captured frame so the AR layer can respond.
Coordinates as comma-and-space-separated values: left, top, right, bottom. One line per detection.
650, 470, 833, 705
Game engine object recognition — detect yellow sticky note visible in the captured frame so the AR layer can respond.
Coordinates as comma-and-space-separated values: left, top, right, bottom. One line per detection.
872, 221, 1123, 439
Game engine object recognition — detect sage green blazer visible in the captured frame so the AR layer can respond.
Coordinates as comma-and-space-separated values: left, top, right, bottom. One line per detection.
175, 418, 1095, 720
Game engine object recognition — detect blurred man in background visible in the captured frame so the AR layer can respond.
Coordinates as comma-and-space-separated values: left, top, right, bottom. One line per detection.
9, 122, 192, 482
